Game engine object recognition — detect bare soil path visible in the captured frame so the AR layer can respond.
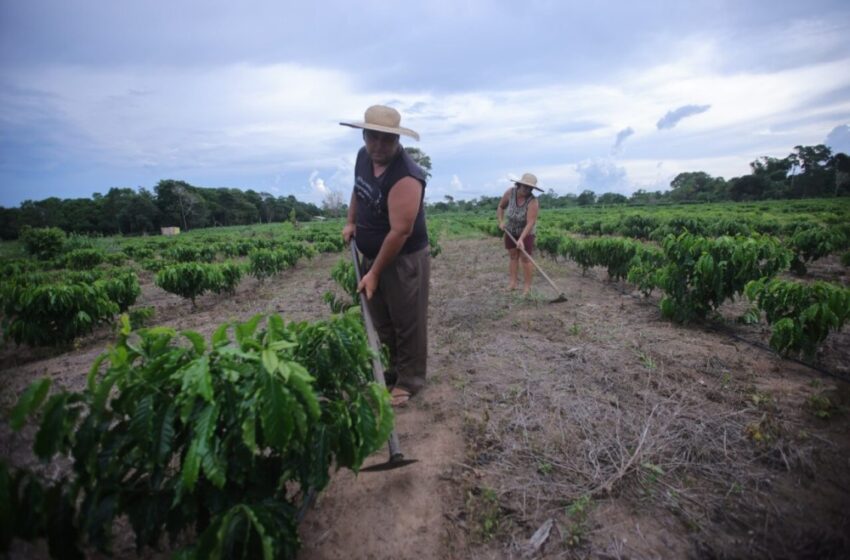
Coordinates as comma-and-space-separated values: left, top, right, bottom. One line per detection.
3, 234, 849, 559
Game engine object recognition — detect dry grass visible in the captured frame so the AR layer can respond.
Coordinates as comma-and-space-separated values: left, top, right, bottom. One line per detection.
441, 240, 850, 559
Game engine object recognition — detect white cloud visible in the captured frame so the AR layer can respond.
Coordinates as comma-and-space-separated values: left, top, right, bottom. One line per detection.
575, 158, 630, 194
309, 170, 329, 195
3, 19, 850, 205
826, 124, 850, 154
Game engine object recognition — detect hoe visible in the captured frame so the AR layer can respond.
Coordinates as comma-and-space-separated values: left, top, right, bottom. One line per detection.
504, 230, 568, 304
350, 241, 418, 472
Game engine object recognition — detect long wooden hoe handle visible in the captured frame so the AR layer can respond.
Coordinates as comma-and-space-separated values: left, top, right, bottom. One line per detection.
350, 241, 405, 463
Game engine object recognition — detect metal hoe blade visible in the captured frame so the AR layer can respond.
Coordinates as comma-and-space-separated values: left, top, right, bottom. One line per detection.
360, 454, 419, 472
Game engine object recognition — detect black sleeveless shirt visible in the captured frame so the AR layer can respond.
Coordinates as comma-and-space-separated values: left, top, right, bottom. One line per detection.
353, 146, 428, 259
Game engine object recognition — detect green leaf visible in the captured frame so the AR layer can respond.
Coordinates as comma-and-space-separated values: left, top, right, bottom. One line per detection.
288, 367, 320, 421
242, 505, 275, 560
130, 394, 154, 443
10, 378, 51, 431
268, 339, 296, 352
201, 438, 227, 489
267, 314, 286, 342
181, 439, 202, 492
86, 352, 109, 391
154, 403, 177, 463
211, 322, 230, 348
216, 346, 259, 362
118, 313, 132, 336
178, 356, 213, 406
34, 394, 70, 460
235, 314, 263, 347
92, 368, 120, 413
182, 330, 206, 355
241, 415, 258, 454
261, 378, 294, 450
195, 403, 219, 442
261, 348, 279, 376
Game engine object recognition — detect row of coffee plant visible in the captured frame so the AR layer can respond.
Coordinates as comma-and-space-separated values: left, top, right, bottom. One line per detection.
0, 268, 141, 346
2, 311, 393, 558
6, 221, 346, 275
0, 222, 350, 346
539, 197, 850, 241
523, 225, 848, 358
449, 198, 849, 268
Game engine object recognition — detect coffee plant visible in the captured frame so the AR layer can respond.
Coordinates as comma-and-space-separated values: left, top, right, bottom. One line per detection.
654, 233, 791, 322
787, 226, 848, 275
19, 226, 67, 261
154, 262, 218, 308
1, 271, 140, 346
323, 257, 357, 313
745, 278, 850, 357
5, 311, 393, 559
63, 248, 105, 270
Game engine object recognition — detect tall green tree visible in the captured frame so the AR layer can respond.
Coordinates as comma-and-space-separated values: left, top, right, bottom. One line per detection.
404, 147, 432, 179
577, 190, 596, 206
834, 153, 850, 196
669, 172, 726, 202
787, 144, 834, 198
155, 180, 208, 230
728, 174, 771, 201
119, 188, 160, 234
597, 192, 629, 205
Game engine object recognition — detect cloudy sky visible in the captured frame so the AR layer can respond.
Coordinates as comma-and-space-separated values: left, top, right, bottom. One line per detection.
2, 0, 850, 207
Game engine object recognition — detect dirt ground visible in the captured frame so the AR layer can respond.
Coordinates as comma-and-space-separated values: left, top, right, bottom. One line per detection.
2, 234, 849, 559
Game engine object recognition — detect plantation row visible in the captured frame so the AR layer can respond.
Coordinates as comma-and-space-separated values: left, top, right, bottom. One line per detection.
536, 197, 850, 240
0, 219, 444, 348
3, 223, 346, 274
0, 221, 352, 348
541, 210, 850, 244
2, 311, 394, 559
0, 251, 313, 347
458, 198, 850, 277
474, 221, 850, 358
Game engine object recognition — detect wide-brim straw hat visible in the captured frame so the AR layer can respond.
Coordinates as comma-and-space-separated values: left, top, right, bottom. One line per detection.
340, 105, 420, 141
512, 172, 543, 192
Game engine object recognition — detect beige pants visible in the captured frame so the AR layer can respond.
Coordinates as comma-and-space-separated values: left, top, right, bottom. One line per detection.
362, 246, 430, 394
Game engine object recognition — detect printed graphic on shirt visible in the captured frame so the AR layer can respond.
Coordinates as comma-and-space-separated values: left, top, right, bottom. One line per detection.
355, 175, 384, 214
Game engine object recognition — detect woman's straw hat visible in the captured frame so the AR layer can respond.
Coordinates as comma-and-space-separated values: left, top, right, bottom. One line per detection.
513, 173, 543, 192
340, 105, 420, 140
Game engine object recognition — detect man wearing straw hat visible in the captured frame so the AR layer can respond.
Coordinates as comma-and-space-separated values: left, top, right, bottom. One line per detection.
340, 105, 429, 407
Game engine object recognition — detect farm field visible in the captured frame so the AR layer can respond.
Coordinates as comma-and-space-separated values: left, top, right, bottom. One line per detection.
2, 200, 850, 559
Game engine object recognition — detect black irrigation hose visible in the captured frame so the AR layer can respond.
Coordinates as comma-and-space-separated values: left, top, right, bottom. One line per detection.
704, 322, 850, 385
296, 486, 317, 523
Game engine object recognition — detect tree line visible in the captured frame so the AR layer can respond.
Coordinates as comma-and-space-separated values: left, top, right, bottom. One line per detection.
2, 144, 847, 239
428, 144, 850, 213
0, 180, 322, 240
